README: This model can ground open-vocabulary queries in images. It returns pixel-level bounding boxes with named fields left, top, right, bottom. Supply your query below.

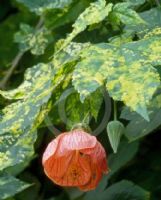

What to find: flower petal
left=42, top=138, right=59, bottom=164
left=52, top=151, right=91, bottom=187
left=78, top=162, right=102, bottom=191
left=56, top=129, right=97, bottom=156
left=81, top=141, right=108, bottom=173
left=43, top=151, right=73, bottom=181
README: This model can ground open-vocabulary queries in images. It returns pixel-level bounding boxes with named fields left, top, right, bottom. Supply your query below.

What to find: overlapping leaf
left=72, top=35, right=161, bottom=120
left=15, top=0, right=73, bottom=15
left=14, top=24, right=51, bottom=55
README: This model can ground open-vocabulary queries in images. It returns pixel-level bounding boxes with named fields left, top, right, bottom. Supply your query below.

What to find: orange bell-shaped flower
left=42, top=129, right=108, bottom=191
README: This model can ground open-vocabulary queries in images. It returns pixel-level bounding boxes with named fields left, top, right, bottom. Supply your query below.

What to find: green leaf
left=101, top=180, right=150, bottom=200
left=124, top=0, right=146, bottom=6
left=140, top=7, right=161, bottom=28
left=57, top=91, right=90, bottom=128
left=60, top=0, right=113, bottom=50
left=125, top=7, right=161, bottom=38
left=121, top=94, right=161, bottom=141
left=72, top=36, right=161, bottom=120
left=14, top=172, right=41, bottom=200
left=56, top=88, right=103, bottom=129
left=14, top=24, right=51, bottom=55
left=107, top=120, right=125, bottom=153
left=15, top=0, right=73, bottom=15
left=108, top=139, right=139, bottom=173
left=109, top=2, right=145, bottom=26
left=0, top=172, right=30, bottom=200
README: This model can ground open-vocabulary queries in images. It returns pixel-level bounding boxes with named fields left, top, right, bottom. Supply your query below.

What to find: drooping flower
left=42, top=129, right=108, bottom=191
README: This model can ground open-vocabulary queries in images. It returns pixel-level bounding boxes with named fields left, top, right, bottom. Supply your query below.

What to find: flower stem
left=114, top=101, right=117, bottom=121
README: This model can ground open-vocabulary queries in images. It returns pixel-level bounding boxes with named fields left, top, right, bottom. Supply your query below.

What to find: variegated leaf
left=60, top=0, right=113, bottom=50
left=14, top=24, right=51, bottom=55
left=72, top=43, right=117, bottom=102
left=0, top=63, right=52, bottom=100
left=72, top=35, right=161, bottom=120
left=0, top=129, right=37, bottom=171
left=0, top=63, right=55, bottom=169
left=0, top=63, right=54, bottom=135
left=53, top=42, right=90, bottom=69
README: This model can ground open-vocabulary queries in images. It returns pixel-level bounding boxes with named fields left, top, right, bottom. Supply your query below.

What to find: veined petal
left=42, top=137, right=59, bottom=164
left=81, top=141, right=108, bottom=173
left=51, top=151, right=91, bottom=187
left=43, top=151, right=73, bottom=181
left=56, top=129, right=97, bottom=156
left=78, top=162, right=102, bottom=191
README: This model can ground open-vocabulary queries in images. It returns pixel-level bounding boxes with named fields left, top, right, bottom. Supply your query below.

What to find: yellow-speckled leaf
left=0, top=63, right=54, bottom=136
left=14, top=24, right=51, bottom=55
left=59, top=0, right=113, bottom=51
left=0, top=63, right=56, bottom=170
left=72, top=35, right=161, bottom=120
left=106, top=63, right=159, bottom=121
left=0, top=129, right=37, bottom=170
left=0, top=63, right=52, bottom=100
left=72, top=43, right=117, bottom=102
left=53, top=42, right=90, bottom=69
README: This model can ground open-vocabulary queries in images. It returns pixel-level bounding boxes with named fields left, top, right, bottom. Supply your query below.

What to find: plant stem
left=0, top=52, right=24, bottom=89
left=114, top=101, right=117, bottom=121
left=0, top=16, right=44, bottom=89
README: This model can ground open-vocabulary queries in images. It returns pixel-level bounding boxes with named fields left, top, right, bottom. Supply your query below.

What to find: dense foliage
left=0, top=0, right=161, bottom=199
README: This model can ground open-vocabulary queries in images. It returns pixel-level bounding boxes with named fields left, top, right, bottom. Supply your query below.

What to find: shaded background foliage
left=0, top=0, right=161, bottom=199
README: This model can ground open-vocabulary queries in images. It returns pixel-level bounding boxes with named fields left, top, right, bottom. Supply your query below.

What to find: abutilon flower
left=42, top=129, right=108, bottom=191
